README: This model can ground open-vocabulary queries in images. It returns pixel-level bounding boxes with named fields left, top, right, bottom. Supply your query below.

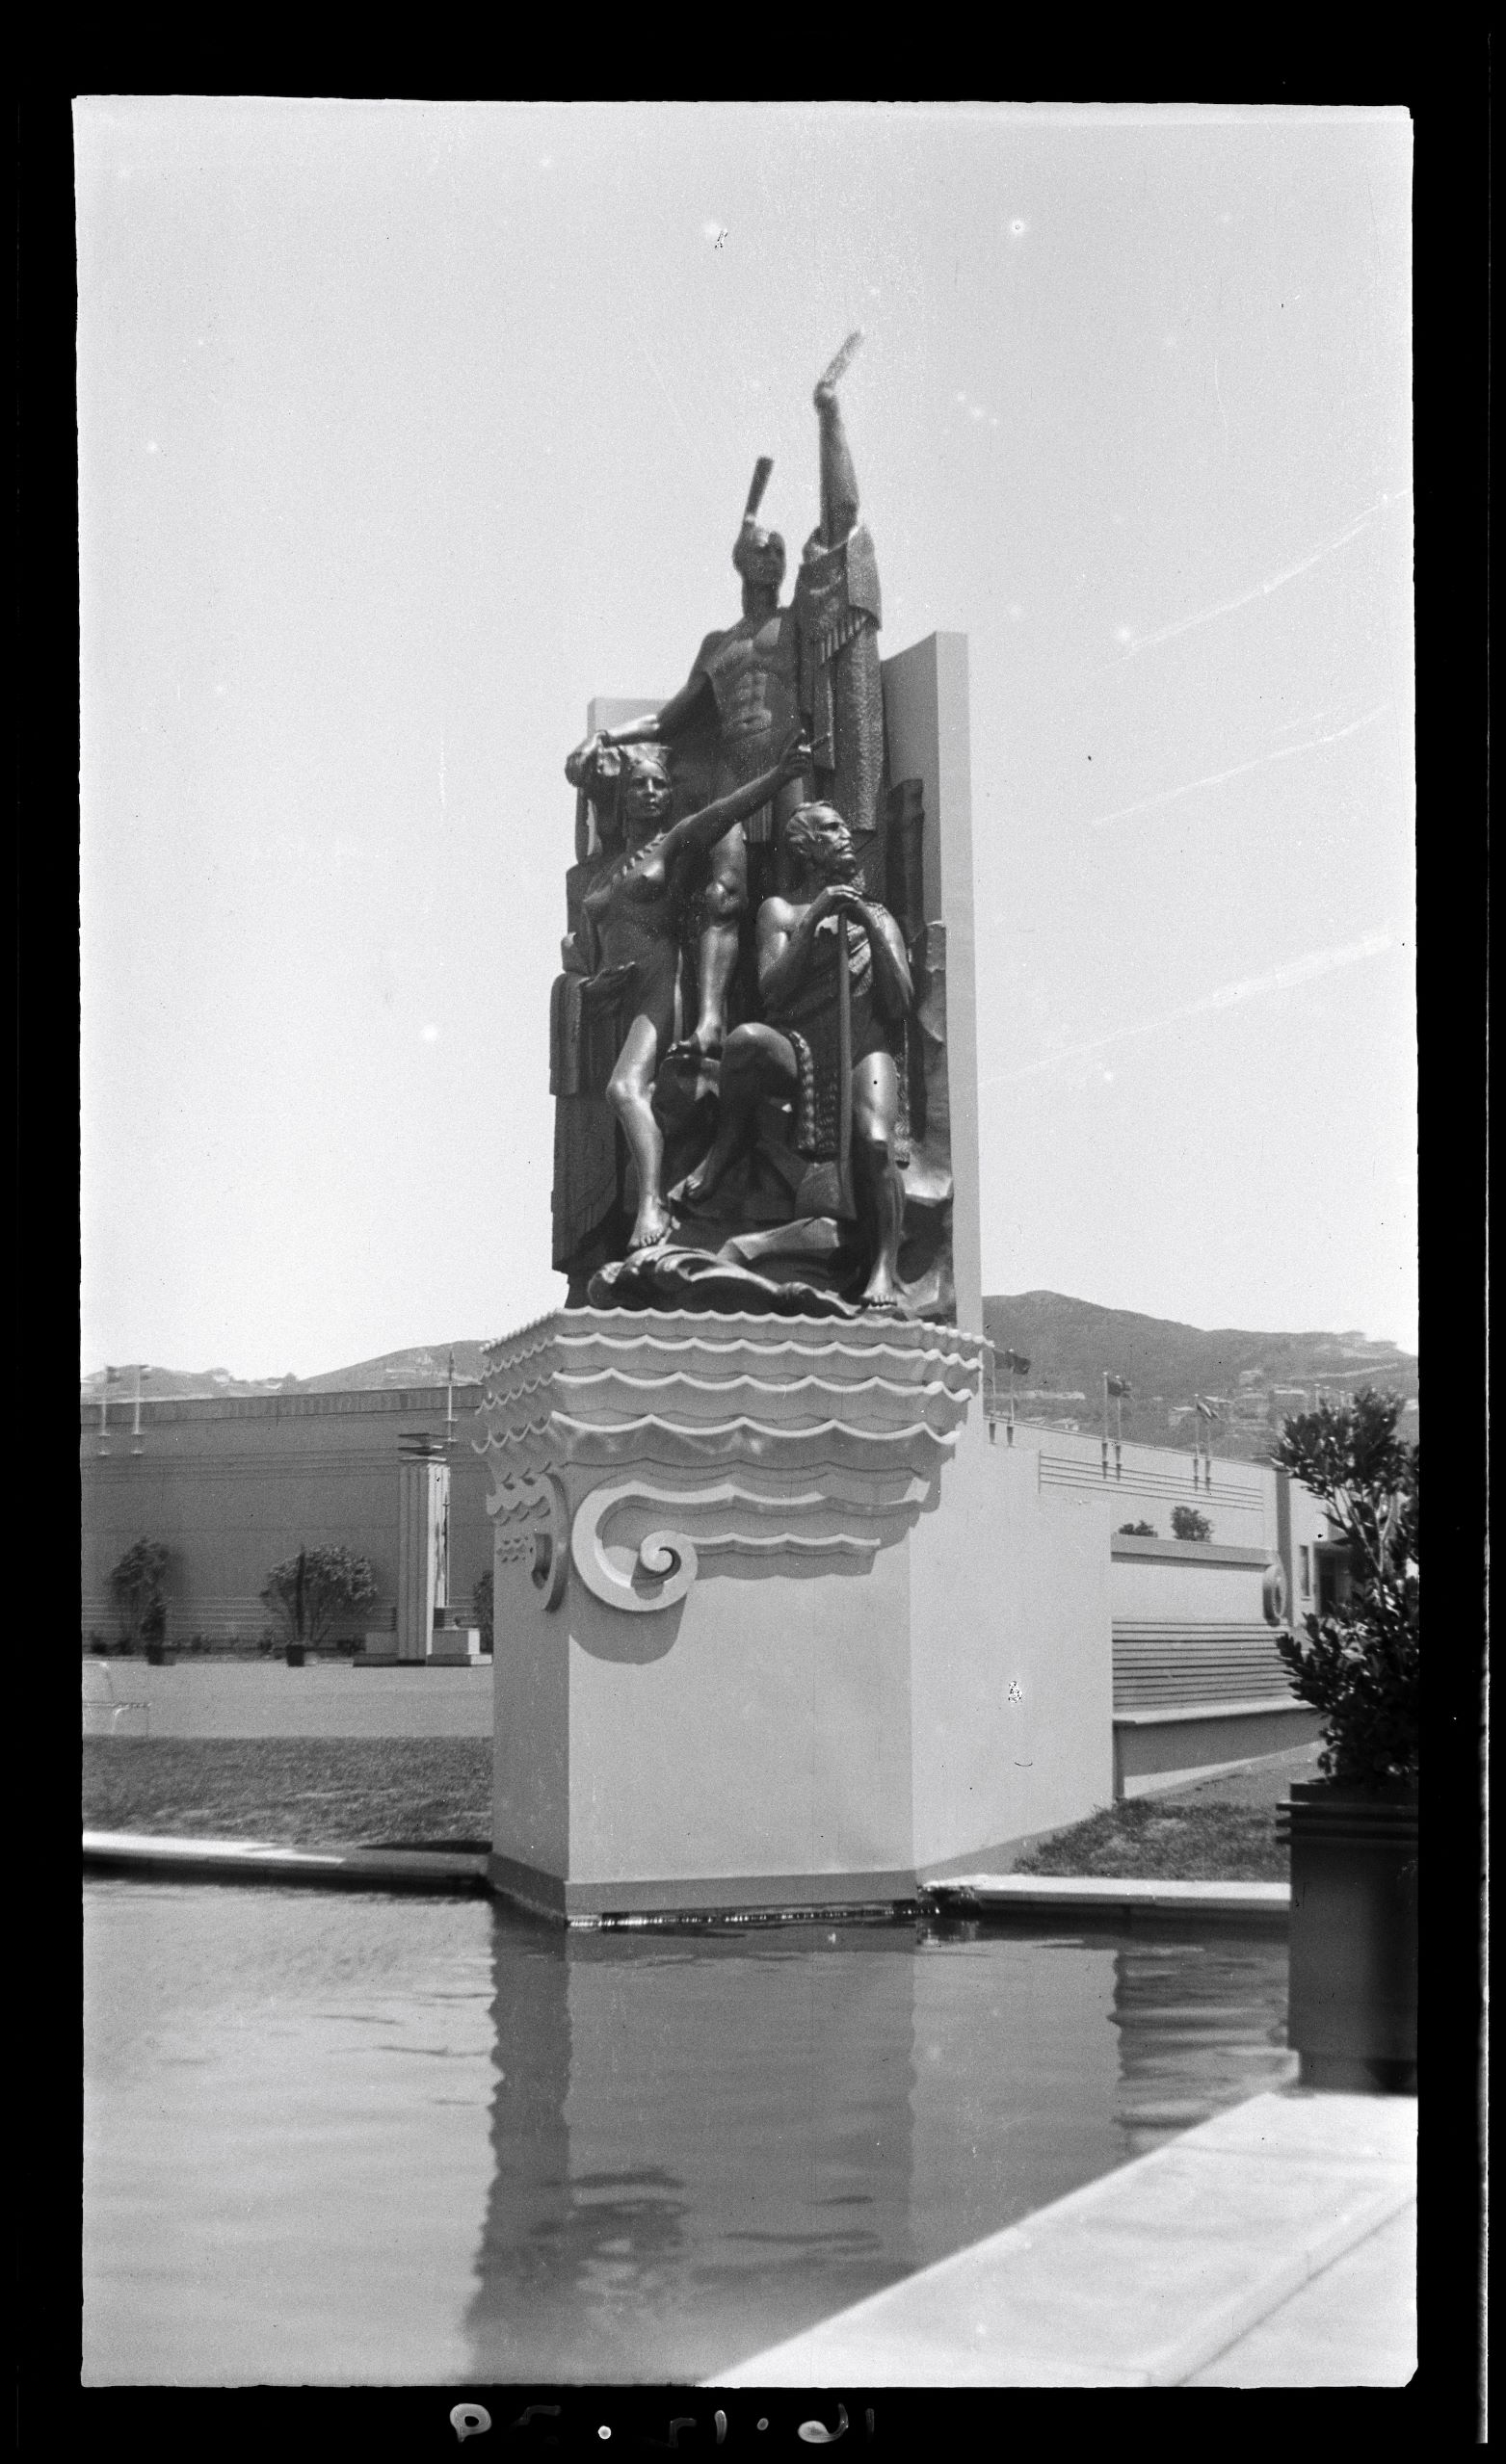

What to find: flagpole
left=1101, top=1372, right=1110, bottom=1481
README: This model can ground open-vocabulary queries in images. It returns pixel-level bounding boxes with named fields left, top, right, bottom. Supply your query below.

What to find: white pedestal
left=479, top=1309, right=1113, bottom=1920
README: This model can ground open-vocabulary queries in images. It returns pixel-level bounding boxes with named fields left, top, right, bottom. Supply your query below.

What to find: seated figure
left=671, top=801, right=912, bottom=1310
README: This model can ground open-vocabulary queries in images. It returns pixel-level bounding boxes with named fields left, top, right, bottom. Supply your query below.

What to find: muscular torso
left=684, top=608, right=802, bottom=798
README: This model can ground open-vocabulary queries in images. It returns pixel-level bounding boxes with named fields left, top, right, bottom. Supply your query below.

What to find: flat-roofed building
left=81, top=1384, right=490, bottom=1647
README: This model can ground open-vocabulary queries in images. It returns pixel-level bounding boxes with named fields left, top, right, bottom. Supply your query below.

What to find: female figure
left=564, top=728, right=811, bottom=1255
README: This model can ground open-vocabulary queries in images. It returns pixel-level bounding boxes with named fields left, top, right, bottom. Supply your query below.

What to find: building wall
left=985, top=1418, right=1319, bottom=1800
left=81, top=1387, right=492, bottom=1643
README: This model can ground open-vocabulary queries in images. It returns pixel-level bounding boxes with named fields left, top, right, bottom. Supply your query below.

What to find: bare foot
left=859, top=1278, right=907, bottom=1316
left=669, top=1155, right=723, bottom=1212
left=627, top=1199, right=674, bottom=1253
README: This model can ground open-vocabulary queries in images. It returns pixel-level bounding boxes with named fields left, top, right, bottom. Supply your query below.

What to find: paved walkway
left=709, top=2087, right=1415, bottom=2388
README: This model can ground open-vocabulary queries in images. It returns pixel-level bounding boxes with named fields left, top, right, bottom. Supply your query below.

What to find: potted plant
left=108, top=1538, right=172, bottom=1662
left=261, top=1544, right=378, bottom=1668
left=1272, top=1389, right=1418, bottom=2090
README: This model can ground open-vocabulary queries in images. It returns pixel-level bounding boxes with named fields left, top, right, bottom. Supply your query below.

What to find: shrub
left=1171, top=1506, right=1213, bottom=1542
left=1119, top=1520, right=1158, bottom=1537
left=472, top=1569, right=494, bottom=1654
left=1272, top=1389, right=1418, bottom=1791
left=108, top=1539, right=171, bottom=1650
left=261, top=1546, right=378, bottom=1645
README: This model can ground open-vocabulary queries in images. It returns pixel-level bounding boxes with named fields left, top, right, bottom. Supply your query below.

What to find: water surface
left=84, top=1884, right=1293, bottom=2384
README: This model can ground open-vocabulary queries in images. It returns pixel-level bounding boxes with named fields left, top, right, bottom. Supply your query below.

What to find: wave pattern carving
left=479, top=1308, right=986, bottom=1613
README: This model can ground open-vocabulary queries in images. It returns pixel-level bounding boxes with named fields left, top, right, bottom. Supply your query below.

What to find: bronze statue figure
left=571, top=359, right=883, bottom=1060
left=560, top=731, right=810, bottom=1257
left=794, top=361, right=885, bottom=852
left=553, top=339, right=957, bottom=1321
left=669, top=801, right=912, bottom=1310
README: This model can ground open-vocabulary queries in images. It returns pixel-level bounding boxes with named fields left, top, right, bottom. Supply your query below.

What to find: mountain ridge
left=82, top=1296, right=1417, bottom=1458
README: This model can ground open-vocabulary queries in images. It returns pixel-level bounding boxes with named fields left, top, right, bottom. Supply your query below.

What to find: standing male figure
left=572, top=364, right=883, bottom=1061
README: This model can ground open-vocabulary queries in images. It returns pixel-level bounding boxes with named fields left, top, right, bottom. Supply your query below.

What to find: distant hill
left=80, top=1344, right=492, bottom=1404
left=294, top=1342, right=492, bottom=1393
left=79, top=1364, right=297, bottom=1402
left=83, top=1299, right=1417, bottom=1455
left=982, top=1292, right=1417, bottom=1461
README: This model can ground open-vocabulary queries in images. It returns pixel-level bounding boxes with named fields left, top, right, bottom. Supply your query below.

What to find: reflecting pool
left=84, top=1883, right=1294, bottom=2385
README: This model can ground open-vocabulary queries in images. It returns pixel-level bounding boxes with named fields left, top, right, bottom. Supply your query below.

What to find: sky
left=76, top=100, right=1415, bottom=1379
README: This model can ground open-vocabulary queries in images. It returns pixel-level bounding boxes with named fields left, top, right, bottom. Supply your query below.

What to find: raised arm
left=815, top=382, right=860, bottom=547
left=659, top=731, right=811, bottom=873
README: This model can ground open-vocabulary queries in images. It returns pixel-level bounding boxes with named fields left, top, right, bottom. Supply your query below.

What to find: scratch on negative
left=1101, top=494, right=1409, bottom=668
left=1088, top=707, right=1386, bottom=829
left=978, top=926, right=1394, bottom=1092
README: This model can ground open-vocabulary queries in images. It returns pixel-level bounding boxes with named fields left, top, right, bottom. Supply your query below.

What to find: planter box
left=284, top=1644, right=306, bottom=1668
left=1278, top=1780, right=1417, bottom=2091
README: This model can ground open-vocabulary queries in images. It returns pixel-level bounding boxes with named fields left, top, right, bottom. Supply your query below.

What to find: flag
left=1001, top=1351, right=1031, bottom=1376
left=1194, top=1396, right=1223, bottom=1422
left=1106, top=1375, right=1132, bottom=1399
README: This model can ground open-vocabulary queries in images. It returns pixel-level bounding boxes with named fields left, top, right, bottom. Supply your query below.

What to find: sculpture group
left=550, top=341, right=956, bottom=1322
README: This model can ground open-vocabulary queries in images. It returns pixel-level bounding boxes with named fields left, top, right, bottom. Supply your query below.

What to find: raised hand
left=779, top=727, right=814, bottom=781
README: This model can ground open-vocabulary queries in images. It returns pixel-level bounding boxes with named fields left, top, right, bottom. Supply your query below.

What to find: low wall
left=79, top=1661, right=494, bottom=1741
left=1114, top=1702, right=1322, bottom=1797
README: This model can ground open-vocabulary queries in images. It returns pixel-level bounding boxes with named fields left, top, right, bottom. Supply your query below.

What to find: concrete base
left=487, top=1848, right=916, bottom=1925
left=480, top=1311, right=1114, bottom=1922
left=427, top=1627, right=486, bottom=1665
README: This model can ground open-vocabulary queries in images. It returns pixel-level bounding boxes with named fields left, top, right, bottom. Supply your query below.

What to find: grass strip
left=1016, top=1797, right=1285, bottom=1882
left=83, top=1737, right=491, bottom=1851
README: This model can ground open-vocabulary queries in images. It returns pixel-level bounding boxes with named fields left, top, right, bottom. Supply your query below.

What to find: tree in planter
left=1272, top=1388, right=1418, bottom=1789
left=1170, top=1506, right=1212, bottom=1542
left=472, top=1569, right=494, bottom=1655
left=260, top=1546, right=378, bottom=1649
left=1273, top=1387, right=1418, bottom=2088
left=108, top=1539, right=171, bottom=1653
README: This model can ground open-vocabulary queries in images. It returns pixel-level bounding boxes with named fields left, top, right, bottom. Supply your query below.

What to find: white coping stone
left=932, top=1874, right=1290, bottom=1910
left=707, top=2089, right=1415, bottom=2388
left=82, top=1830, right=487, bottom=1881
left=1185, top=2203, right=1416, bottom=2385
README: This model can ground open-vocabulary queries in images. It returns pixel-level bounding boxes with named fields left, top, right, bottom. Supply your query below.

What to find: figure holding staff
left=669, top=799, right=912, bottom=1309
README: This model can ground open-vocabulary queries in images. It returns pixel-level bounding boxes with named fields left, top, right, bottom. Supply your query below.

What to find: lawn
left=82, top=1738, right=492, bottom=1851
left=1014, top=1796, right=1286, bottom=1882
left=85, top=1741, right=1291, bottom=1879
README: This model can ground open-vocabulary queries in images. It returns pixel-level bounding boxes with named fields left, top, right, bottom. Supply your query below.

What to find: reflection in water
left=465, top=1919, right=920, bottom=2385
left=1109, top=1936, right=1296, bottom=2158
left=84, top=1884, right=1296, bottom=2388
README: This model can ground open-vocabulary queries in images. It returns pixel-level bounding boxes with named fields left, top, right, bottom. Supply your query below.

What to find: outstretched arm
left=600, top=672, right=713, bottom=748
left=659, top=731, right=811, bottom=872
left=815, top=381, right=860, bottom=547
